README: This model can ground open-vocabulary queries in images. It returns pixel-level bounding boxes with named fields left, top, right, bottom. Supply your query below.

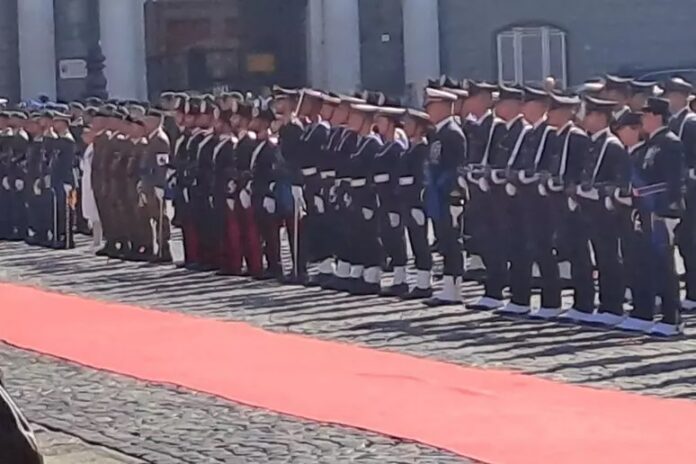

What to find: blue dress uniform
left=624, top=98, right=685, bottom=336
left=346, top=108, right=385, bottom=296
left=50, top=116, right=77, bottom=249
left=423, top=88, right=468, bottom=307
left=537, top=95, right=591, bottom=320
left=24, top=118, right=45, bottom=245
left=664, top=77, right=696, bottom=310
left=372, top=107, right=409, bottom=297
left=8, top=119, right=30, bottom=241
left=399, top=109, right=433, bottom=299
left=323, top=125, right=361, bottom=291
left=497, top=87, right=555, bottom=316
left=564, top=96, right=632, bottom=323
left=466, top=85, right=516, bottom=310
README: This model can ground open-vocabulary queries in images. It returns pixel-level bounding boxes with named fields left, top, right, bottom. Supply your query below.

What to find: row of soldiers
left=0, top=73, right=694, bottom=338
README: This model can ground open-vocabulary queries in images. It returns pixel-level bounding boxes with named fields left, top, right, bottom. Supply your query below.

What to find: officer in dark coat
left=663, top=77, right=696, bottom=311
left=622, top=97, right=685, bottom=337
left=49, top=112, right=77, bottom=249
left=422, top=87, right=468, bottom=306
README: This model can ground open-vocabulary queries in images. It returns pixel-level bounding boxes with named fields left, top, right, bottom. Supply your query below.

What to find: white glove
left=182, top=187, right=190, bottom=203
left=576, top=185, right=599, bottom=200
left=154, top=187, right=165, bottom=200
left=33, top=180, right=41, bottom=196
left=239, top=189, right=251, bottom=209
left=156, top=153, right=169, bottom=166
left=614, top=188, right=632, bottom=207
left=361, top=207, right=374, bottom=220
left=654, top=216, right=680, bottom=245
left=138, top=193, right=148, bottom=207
left=410, top=208, right=426, bottom=226
left=604, top=196, right=615, bottom=211
left=568, top=197, right=578, bottom=212
left=449, top=205, right=464, bottom=228
left=226, top=199, right=235, bottom=211
left=63, top=184, right=72, bottom=194
left=2, top=177, right=9, bottom=190
left=388, top=212, right=400, bottom=228
left=314, top=195, right=325, bottom=214
left=505, top=183, right=517, bottom=197
left=263, top=196, right=276, bottom=214
left=14, top=179, right=24, bottom=191
left=457, top=176, right=467, bottom=189
left=44, top=175, right=51, bottom=189
left=537, top=183, right=547, bottom=197
left=477, top=177, right=490, bottom=193
left=227, top=180, right=236, bottom=194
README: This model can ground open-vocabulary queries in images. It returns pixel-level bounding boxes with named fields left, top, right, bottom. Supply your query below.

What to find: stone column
left=402, top=0, right=440, bottom=104
left=307, top=0, right=361, bottom=93
left=17, top=0, right=56, bottom=100
left=99, top=0, right=147, bottom=100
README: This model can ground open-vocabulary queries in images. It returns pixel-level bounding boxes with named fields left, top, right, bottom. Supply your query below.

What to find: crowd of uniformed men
left=1, top=73, right=696, bottom=337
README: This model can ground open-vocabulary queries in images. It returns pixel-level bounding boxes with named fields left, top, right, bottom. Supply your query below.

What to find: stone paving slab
left=36, top=427, right=144, bottom=464
left=2, top=234, right=696, bottom=462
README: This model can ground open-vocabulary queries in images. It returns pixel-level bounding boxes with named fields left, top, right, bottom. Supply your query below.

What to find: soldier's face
left=184, top=115, right=196, bottom=127
left=375, top=115, right=392, bottom=136
left=425, top=101, right=452, bottom=124
left=319, top=104, right=335, bottom=121
left=547, top=107, right=574, bottom=127
left=641, top=112, right=661, bottom=134
left=347, top=111, right=365, bottom=132
left=273, top=98, right=290, bottom=116
left=331, top=104, right=350, bottom=125
left=583, top=111, right=608, bottom=134
left=522, top=101, right=548, bottom=124
left=629, top=94, right=647, bottom=112
left=494, top=100, right=521, bottom=121
left=665, top=92, right=688, bottom=113
left=617, top=125, right=641, bottom=147
left=403, top=117, right=418, bottom=138
left=604, top=89, right=628, bottom=104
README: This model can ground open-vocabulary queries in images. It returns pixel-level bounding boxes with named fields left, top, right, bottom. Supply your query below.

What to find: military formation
left=1, top=73, right=696, bottom=338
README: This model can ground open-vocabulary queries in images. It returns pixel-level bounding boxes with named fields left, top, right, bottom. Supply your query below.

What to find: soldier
left=69, top=101, right=90, bottom=235
left=212, top=108, right=240, bottom=275
left=468, top=85, right=524, bottom=310
left=251, top=99, right=285, bottom=280
left=497, top=87, right=555, bottom=316
left=399, top=108, right=434, bottom=299
left=422, top=87, right=468, bottom=307
left=562, top=96, right=631, bottom=324
left=23, top=113, right=45, bottom=246
left=322, top=98, right=365, bottom=291
left=141, top=108, right=173, bottom=263
left=7, top=112, right=30, bottom=241
left=78, top=125, right=102, bottom=250
left=124, top=116, right=154, bottom=261
left=534, top=92, right=591, bottom=319
left=192, top=100, right=219, bottom=271
left=49, top=112, right=77, bottom=249
left=339, top=99, right=383, bottom=295
left=372, top=102, right=409, bottom=296
left=663, top=77, right=696, bottom=311
left=623, top=97, right=685, bottom=336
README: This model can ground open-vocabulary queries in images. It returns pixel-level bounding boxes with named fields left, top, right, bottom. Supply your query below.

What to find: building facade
left=2, top=0, right=694, bottom=103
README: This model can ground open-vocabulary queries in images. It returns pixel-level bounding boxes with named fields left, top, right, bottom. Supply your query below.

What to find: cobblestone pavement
left=2, top=235, right=696, bottom=462
left=36, top=426, right=144, bottom=464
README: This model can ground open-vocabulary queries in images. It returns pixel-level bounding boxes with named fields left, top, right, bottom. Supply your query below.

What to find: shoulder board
left=247, top=131, right=257, bottom=140
left=116, top=134, right=128, bottom=140
left=18, top=130, right=29, bottom=141
left=268, top=136, right=279, bottom=145
left=61, top=132, right=75, bottom=142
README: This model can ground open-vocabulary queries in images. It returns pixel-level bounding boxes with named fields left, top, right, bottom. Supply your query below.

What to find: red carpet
left=1, top=283, right=696, bottom=463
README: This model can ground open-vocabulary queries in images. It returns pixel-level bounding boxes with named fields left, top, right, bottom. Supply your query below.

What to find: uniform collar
left=628, top=141, right=645, bottom=155
left=505, top=114, right=524, bottom=130
left=591, top=126, right=612, bottom=142
left=531, top=115, right=547, bottom=130
left=556, top=120, right=574, bottom=134
left=434, top=115, right=454, bottom=132
left=148, top=126, right=163, bottom=140
left=672, top=106, right=690, bottom=121
left=649, top=126, right=669, bottom=140
left=469, top=109, right=492, bottom=126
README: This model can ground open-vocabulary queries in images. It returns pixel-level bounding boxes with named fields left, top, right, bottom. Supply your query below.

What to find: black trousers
left=0, top=186, right=10, bottom=238
left=630, top=212, right=681, bottom=324
left=404, top=202, right=432, bottom=271
left=378, top=188, right=407, bottom=267
left=434, top=196, right=464, bottom=278
left=351, top=186, right=382, bottom=268
left=676, top=187, right=696, bottom=300
left=584, top=202, right=625, bottom=314
left=529, top=194, right=562, bottom=308
left=304, top=179, right=331, bottom=265
left=507, top=192, right=534, bottom=306
left=474, top=188, right=508, bottom=300
left=558, top=201, right=595, bottom=312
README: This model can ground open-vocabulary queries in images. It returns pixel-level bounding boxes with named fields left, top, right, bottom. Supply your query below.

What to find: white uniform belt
left=548, top=182, right=564, bottom=193
left=350, top=178, right=367, bottom=187
left=320, top=170, right=336, bottom=179
left=490, top=170, right=507, bottom=185
left=518, top=173, right=538, bottom=185
left=302, top=167, right=318, bottom=176
left=399, top=176, right=415, bottom=186
left=373, top=173, right=390, bottom=184
left=690, top=168, right=696, bottom=181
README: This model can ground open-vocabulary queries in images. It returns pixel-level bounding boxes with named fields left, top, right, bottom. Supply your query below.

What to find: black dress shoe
left=349, top=280, right=381, bottom=296
left=306, top=273, right=330, bottom=287
left=424, top=296, right=461, bottom=307
left=283, top=273, right=309, bottom=286
left=380, top=283, right=409, bottom=297
left=216, top=269, right=243, bottom=276
left=254, top=269, right=280, bottom=281
left=321, top=276, right=345, bottom=291
left=401, top=287, right=434, bottom=300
